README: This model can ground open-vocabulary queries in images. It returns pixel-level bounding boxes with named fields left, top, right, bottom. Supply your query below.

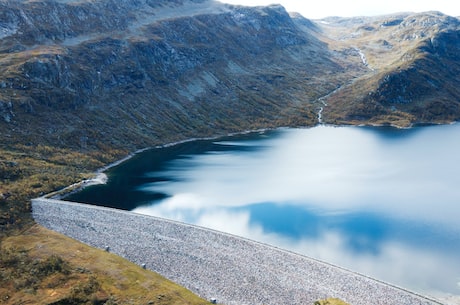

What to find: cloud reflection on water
left=137, top=125, right=460, bottom=225
left=134, top=203, right=460, bottom=298
left=133, top=124, right=460, bottom=298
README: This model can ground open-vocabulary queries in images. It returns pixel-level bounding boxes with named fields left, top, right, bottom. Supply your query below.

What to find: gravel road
left=32, top=198, right=442, bottom=305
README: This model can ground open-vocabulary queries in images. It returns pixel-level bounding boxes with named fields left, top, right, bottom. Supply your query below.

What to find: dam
left=32, top=198, right=441, bottom=305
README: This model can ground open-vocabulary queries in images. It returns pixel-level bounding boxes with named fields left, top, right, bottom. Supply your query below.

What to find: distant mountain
left=1, top=1, right=459, bottom=153
left=315, top=11, right=460, bottom=126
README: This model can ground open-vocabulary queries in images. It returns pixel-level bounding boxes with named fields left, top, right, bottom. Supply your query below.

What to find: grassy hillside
left=0, top=2, right=347, bottom=155
left=1, top=225, right=209, bottom=304
left=0, top=142, right=126, bottom=233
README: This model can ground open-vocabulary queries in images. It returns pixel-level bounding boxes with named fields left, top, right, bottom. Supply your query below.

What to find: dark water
left=68, top=124, right=460, bottom=299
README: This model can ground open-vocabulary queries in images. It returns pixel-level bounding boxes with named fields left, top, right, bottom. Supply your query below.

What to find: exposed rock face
left=0, top=1, right=459, bottom=150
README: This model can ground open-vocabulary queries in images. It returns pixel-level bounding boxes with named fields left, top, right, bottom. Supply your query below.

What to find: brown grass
left=314, top=298, right=350, bottom=305
left=1, top=225, right=209, bottom=305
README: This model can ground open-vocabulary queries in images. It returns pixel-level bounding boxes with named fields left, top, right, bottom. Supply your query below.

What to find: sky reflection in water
left=78, top=124, right=460, bottom=298
left=131, top=125, right=460, bottom=298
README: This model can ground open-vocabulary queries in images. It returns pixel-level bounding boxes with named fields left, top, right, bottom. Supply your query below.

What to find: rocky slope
left=316, top=11, right=460, bottom=126
left=0, top=0, right=356, bottom=153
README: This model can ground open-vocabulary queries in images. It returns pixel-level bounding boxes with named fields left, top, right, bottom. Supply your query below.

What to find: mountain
left=316, top=11, right=460, bottom=126
left=1, top=1, right=458, bottom=153
left=0, top=0, right=356, bottom=153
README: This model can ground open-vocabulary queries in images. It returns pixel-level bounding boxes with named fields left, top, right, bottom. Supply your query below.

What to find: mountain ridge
left=2, top=2, right=458, bottom=147
left=310, top=11, right=460, bottom=126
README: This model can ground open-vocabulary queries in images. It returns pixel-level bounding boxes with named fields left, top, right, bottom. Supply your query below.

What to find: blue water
left=68, top=124, right=460, bottom=299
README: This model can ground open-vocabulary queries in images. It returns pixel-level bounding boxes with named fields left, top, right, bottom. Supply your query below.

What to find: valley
left=1, top=0, right=459, bottom=304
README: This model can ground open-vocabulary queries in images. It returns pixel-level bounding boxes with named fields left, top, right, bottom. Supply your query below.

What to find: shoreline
left=47, top=127, right=275, bottom=199
left=49, top=121, right=459, bottom=199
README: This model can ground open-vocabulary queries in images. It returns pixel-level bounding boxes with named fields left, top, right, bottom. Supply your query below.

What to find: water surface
left=68, top=124, right=460, bottom=300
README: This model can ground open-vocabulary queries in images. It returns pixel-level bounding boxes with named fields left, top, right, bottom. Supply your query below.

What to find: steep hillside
left=0, top=3, right=458, bottom=160
left=318, top=12, right=460, bottom=126
left=0, top=0, right=353, bottom=153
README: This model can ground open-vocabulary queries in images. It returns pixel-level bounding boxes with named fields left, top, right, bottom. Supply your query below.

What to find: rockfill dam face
left=32, top=198, right=441, bottom=305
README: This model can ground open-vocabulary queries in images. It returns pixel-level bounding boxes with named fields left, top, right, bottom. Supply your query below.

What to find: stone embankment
left=32, top=198, right=442, bottom=305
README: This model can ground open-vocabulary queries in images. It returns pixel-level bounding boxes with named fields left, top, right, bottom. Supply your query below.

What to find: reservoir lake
left=67, top=124, right=460, bottom=300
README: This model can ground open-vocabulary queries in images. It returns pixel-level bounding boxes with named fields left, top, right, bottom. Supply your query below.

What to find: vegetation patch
left=314, top=298, right=350, bottom=305
left=0, top=143, right=127, bottom=236
left=1, top=225, right=209, bottom=305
